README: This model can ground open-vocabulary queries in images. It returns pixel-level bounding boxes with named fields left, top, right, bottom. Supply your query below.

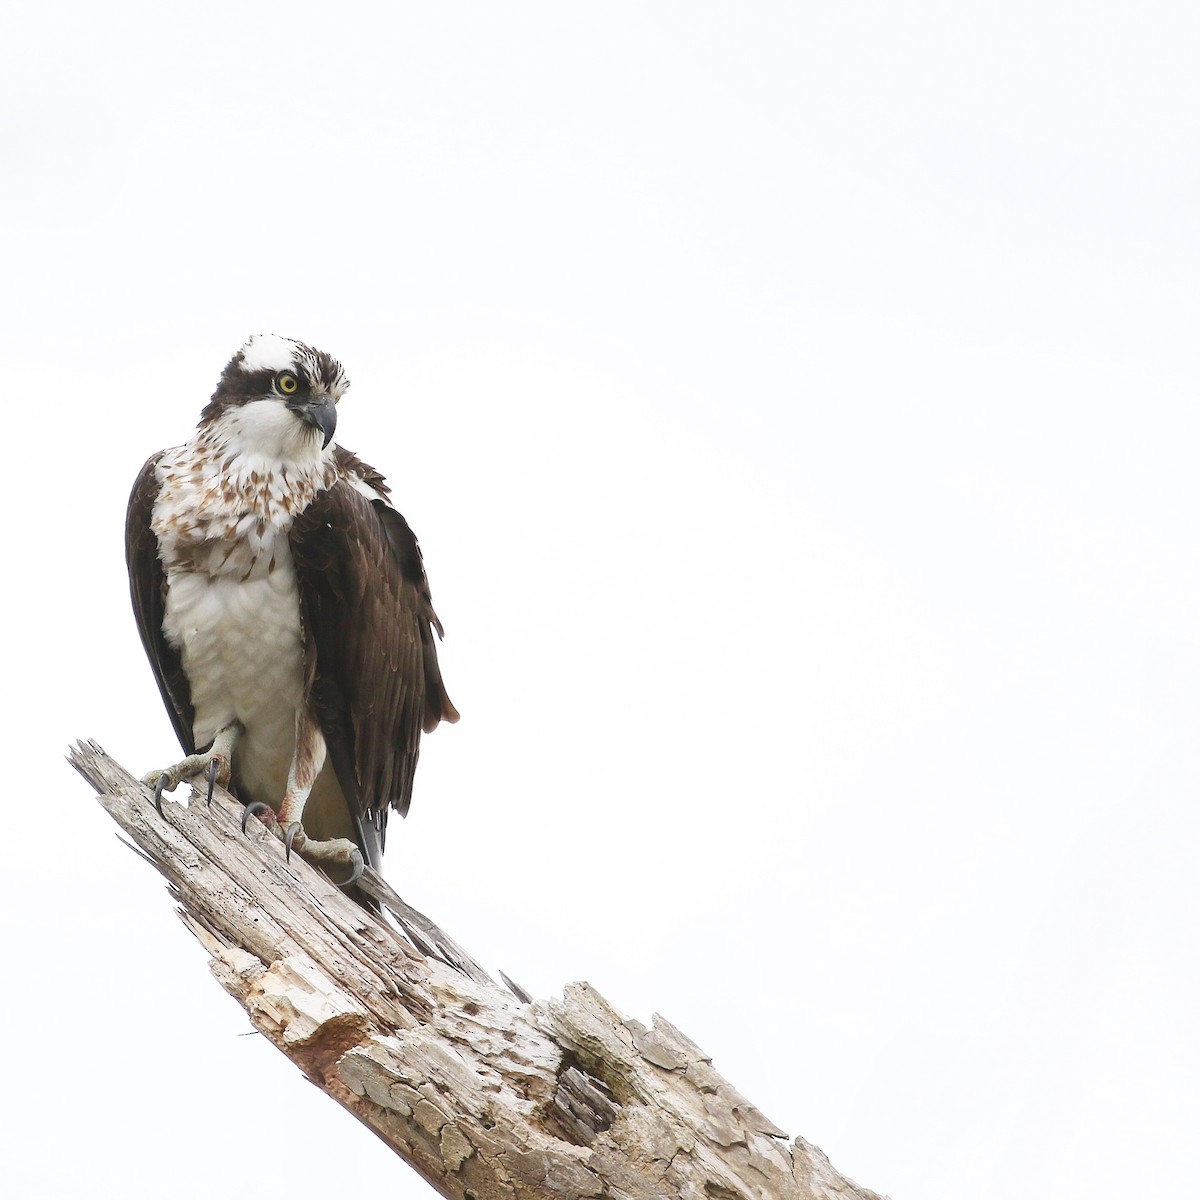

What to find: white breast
left=151, top=426, right=333, bottom=807
left=162, top=554, right=304, bottom=804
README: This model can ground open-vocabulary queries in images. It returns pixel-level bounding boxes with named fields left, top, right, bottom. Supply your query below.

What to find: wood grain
left=69, top=739, right=886, bottom=1200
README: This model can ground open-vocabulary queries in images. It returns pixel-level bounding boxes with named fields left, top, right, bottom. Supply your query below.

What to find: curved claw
left=153, top=773, right=170, bottom=818
left=205, top=758, right=220, bottom=806
left=284, top=822, right=303, bottom=863
left=241, top=801, right=273, bottom=835
left=338, top=848, right=366, bottom=890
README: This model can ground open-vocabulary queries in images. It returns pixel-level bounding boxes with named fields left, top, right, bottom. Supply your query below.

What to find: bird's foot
left=142, top=723, right=241, bottom=816
left=281, top=825, right=366, bottom=889
left=238, top=805, right=362, bottom=888
left=142, top=757, right=225, bottom=814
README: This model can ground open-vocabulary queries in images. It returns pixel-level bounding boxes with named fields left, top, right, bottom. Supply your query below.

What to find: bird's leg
left=143, top=720, right=243, bottom=816
left=273, top=707, right=364, bottom=888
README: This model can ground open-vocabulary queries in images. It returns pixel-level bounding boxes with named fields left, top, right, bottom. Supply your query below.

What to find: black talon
left=153, top=773, right=170, bottom=818
left=206, top=758, right=219, bottom=806
left=241, top=801, right=272, bottom=835
left=283, top=822, right=303, bottom=863
left=339, top=850, right=366, bottom=889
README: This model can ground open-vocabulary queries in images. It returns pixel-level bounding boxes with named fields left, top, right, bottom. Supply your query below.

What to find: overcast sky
left=4, top=3, right=1198, bottom=1198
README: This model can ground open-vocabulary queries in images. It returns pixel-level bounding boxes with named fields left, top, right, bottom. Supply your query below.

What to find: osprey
left=126, top=335, right=458, bottom=895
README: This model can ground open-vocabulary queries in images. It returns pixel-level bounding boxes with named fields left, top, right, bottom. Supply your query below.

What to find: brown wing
left=126, top=453, right=196, bottom=755
left=290, top=474, right=457, bottom=845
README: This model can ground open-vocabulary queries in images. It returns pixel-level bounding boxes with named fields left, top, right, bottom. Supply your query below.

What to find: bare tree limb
left=69, top=739, right=887, bottom=1200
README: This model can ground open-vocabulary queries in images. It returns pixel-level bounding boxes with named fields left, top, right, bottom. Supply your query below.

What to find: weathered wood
left=69, top=739, right=887, bottom=1200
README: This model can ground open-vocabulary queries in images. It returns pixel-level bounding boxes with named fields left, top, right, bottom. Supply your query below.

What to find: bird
left=126, top=334, right=458, bottom=901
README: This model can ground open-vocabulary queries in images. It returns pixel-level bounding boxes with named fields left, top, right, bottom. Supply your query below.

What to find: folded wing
left=290, top=470, right=458, bottom=850
left=126, top=453, right=196, bottom=756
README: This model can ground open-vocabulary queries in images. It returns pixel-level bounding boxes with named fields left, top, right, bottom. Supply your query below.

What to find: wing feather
left=126, top=453, right=196, bottom=754
left=290, top=470, right=457, bottom=843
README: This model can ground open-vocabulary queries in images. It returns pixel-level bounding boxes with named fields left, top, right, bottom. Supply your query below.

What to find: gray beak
left=297, top=395, right=337, bottom=448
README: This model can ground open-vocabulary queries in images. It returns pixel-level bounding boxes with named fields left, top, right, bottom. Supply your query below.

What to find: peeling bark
left=69, top=740, right=887, bottom=1200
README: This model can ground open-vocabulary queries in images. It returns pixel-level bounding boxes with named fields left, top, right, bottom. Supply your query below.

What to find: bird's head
left=198, top=335, right=349, bottom=460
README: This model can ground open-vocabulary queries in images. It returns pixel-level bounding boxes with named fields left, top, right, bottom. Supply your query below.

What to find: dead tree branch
left=69, top=739, right=886, bottom=1200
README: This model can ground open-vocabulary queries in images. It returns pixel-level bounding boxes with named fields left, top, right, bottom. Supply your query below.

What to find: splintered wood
left=69, top=740, right=886, bottom=1200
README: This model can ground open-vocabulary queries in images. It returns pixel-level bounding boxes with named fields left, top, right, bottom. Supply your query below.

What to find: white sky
left=4, top=3, right=1198, bottom=1198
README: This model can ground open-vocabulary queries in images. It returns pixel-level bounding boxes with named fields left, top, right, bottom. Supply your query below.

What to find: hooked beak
left=295, top=394, right=337, bottom=448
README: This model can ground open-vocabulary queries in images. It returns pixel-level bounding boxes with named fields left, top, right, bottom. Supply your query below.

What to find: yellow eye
left=276, top=371, right=299, bottom=395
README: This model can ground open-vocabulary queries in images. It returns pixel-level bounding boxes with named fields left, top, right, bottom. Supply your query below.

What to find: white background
left=4, top=4, right=1197, bottom=1198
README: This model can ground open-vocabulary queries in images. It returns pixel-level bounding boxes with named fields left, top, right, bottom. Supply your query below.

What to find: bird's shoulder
left=329, top=444, right=391, bottom=499
left=295, top=446, right=431, bottom=592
